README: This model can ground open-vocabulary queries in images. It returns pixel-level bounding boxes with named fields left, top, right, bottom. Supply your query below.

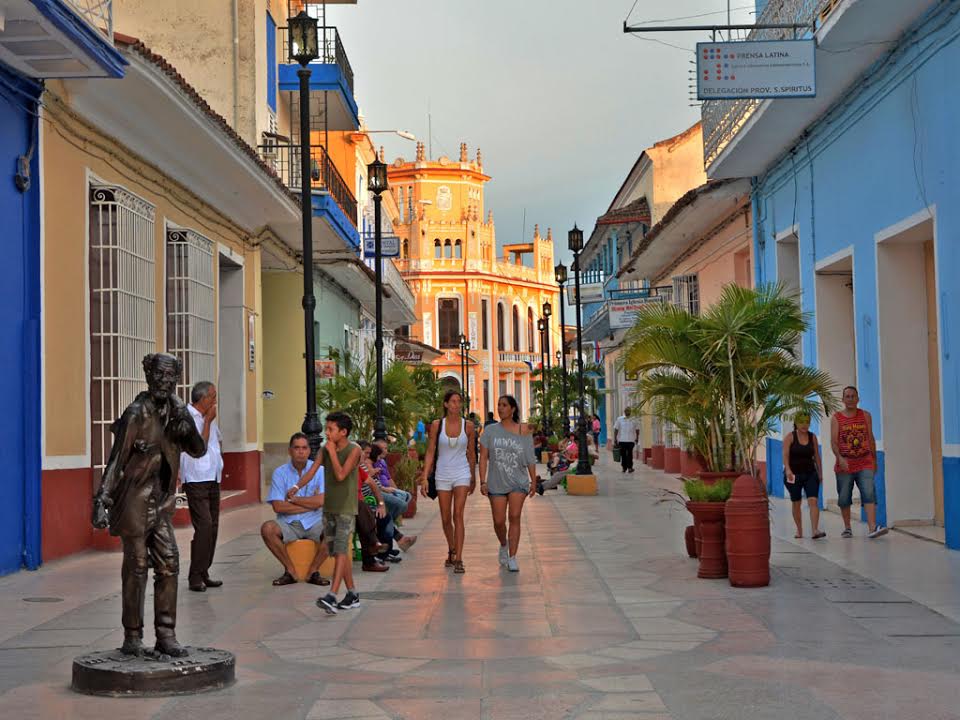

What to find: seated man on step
left=260, top=432, right=330, bottom=587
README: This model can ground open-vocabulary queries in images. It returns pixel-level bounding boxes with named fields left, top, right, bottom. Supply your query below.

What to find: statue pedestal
left=72, top=646, right=235, bottom=697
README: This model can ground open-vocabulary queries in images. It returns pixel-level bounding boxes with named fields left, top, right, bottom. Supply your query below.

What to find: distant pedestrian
left=479, top=395, right=538, bottom=572
left=419, top=390, right=476, bottom=574
left=831, top=386, right=887, bottom=538
left=782, top=413, right=825, bottom=539
left=414, top=418, right=426, bottom=442
left=613, top=407, right=639, bottom=473
left=181, top=381, right=224, bottom=592
left=484, top=411, right=497, bottom=427
left=591, top=414, right=601, bottom=451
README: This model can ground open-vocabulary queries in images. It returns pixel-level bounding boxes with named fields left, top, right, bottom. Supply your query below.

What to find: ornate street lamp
left=542, top=301, right=552, bottom=432
left=368, top=154, right=389, bottom=441
left=555, top=262, right=570, bottom=433
left=458, top=333, right=470, bottom=412
left=568, top=224, right=591, bottom=475
left=537, top=318, right=548, bottom=435
left=289, top=11, right=322, bottom=456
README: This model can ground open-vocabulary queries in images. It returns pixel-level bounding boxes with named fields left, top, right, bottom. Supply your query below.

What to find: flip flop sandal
left=812, top=531, right=827, bottom=539
left=307, top=572, right=331, bottom=586
left=272, top=571, right=297, bottom=586
left=445, top=549, right=455, bottom=568
left=453, top=560, right=465, bottom=574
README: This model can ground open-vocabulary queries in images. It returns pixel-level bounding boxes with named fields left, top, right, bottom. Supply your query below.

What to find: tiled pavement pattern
left=2, top=458, right=960, bottom=719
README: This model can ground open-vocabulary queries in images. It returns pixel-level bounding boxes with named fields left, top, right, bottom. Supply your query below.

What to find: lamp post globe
left=568, top=224, right=591, bottom=476
left=367, top=156, right=389, bottom=441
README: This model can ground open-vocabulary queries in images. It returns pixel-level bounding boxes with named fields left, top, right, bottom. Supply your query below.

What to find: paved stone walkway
left=2, top=457, right=960, bottom=719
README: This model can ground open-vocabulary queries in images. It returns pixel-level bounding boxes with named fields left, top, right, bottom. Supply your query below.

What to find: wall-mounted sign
left=696, top=39, right=816, bottom=100
left=395, top=350, right=423, bottom=363
left=362, top=234, right=400, bottom=258
left=566, top=282, right=604, bottom=305
left=609, top=296, right=663, bottom=329
left=315, top=360, right=337, bottom=379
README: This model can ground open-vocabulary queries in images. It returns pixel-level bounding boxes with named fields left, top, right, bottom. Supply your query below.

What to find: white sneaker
left=507, top=557, right=519, bottom=572
left=498, top=546, right=509, bottom=566
left=868, top=525, right=889, bottom=539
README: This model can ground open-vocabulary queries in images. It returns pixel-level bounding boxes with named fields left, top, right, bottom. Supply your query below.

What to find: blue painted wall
left=751, top=3, right=957, bottom=545
left=266, top=12, right=277, bottom=113
left=0, top=65, right=42, bottom=575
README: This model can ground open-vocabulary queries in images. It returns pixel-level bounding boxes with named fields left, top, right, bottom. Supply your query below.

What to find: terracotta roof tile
left=597, top=196, right=651, bottom=226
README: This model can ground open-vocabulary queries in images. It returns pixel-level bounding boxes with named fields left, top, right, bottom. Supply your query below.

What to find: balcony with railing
left=65, top=0, right=114, bottom=40
left=259, top=142, right=357, bottom=227
left=498, top=351, right=540, bottom=367
left=281, top=25, right=354, bottom=95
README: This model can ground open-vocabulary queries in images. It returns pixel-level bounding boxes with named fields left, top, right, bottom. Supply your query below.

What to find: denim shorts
left=836, top=468, right=876, bottom=508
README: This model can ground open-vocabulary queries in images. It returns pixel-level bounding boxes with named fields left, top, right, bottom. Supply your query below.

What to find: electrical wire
left=628, top=34, right=695, bottom=53
left=627, top=4, right=755, bottom=26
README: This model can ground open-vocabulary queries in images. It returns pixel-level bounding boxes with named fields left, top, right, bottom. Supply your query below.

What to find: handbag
left=426, top=419, right=439, bottom=500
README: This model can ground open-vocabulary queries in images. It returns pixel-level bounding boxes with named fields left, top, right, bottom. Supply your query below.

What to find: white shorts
left=435, top=475, right=472, bottom=492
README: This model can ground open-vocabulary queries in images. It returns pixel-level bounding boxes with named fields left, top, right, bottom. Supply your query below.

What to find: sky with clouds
left=329, top=1, right=755, bottom=267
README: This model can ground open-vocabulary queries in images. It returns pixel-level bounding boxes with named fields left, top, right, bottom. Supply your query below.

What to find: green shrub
left=683, top=477, right=733, bottom=502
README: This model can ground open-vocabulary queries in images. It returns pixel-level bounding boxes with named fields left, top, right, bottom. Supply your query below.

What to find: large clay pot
left=680, top=451, right=705, bottom=477
left=385, top=452, right=404, bottom=475
left=686, top=501, right=727, bottom=578
left=725, top=473, right=770, bottom=588
left=663, top=447, right=682, bottom=474
left=684, top=525, right=697, bottom=558
left=402, top=491, right=418, bottom=519
left=697, top=471, right=740, bottom=486
left=650, top=445, right=666, bottom=469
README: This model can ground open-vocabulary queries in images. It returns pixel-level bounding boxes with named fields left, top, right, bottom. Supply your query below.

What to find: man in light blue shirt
left=260, top=433, right=329, bottom=587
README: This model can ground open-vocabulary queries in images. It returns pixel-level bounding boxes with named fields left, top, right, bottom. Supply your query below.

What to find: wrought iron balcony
left=64, top=0, right=114, bottom=40
left=702, top=0, right=839, bottom=168
left=282, top=26, right=354, bottom=94
left=259, top=142, right=358, bottom=227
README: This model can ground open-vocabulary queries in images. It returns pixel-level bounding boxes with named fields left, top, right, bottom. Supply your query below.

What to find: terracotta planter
left=684, top=525, right=697, bottom=558
left=680, top=451, right=705, bottom=477
left=663, top=447, right=682, bottom=473
left=385, top=452, right=404, bottom=475
left=402, top=491, right=418, bottom=519
left=725, top=473, right=770, bottom=588
left=407, top=447, right=419, bottom=461
left=686, top=501, right=727, bottom=578
left=697, top=471, right=740, bottom=486
left=650, top=444, right=666, bottom=469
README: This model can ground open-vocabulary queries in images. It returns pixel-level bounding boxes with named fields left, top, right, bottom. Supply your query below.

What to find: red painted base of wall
left=41, top=467, right=94, bottom=562
left=43, top=451, right=262, bottom=560
left=643, top=447, right=652, bottom=464
left=173, top=450, right=261, bottom=527
left=664, top=447, right=682, bottom=474
left=650, top=445, right=665, bottom=469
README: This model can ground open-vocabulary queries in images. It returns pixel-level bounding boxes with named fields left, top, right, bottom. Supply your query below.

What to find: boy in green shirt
left=315, top=411, right=362, bottom=613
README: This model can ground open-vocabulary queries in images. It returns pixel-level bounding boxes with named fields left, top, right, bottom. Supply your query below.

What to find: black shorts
left=786, top=471, right=820, bottom=502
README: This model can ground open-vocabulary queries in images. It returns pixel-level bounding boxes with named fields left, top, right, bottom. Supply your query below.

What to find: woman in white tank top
left=419, top=390, right=476, bottom=574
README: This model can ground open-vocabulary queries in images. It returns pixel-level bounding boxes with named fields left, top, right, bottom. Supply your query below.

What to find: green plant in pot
left=624, top=284, right=839, bottom=586
left=394, top=455, right=420, bottom=518
left=683, top=477, right=733, bottom=578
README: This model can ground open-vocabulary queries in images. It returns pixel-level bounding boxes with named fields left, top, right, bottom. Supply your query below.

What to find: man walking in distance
left=91, top=353, right=206, bottom=657
left=261, top=433, right=330, bottom=586
left=315, top=412, right=363, bottom=614
left=182, top=381, right=224, bottom=592
left=613, top=407, right=640, bottom=473
left=831, top=386, right=888, bottom=539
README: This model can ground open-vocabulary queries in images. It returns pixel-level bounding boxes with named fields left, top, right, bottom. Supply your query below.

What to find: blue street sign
left=363, top=234, right=400, bottom=258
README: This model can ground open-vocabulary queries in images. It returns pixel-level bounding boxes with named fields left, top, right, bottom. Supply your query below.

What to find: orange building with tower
left=390, top=142, right=560, bottom=421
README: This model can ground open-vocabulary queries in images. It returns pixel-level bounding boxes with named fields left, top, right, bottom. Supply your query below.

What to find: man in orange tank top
left=830, top=386, right=887, bottom=539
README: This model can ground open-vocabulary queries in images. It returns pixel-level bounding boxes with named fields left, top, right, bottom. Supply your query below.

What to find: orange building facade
left=390, top=143, right=560, bottom=421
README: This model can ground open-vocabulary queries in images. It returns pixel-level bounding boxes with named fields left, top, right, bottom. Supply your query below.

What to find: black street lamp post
left=290, top=11, right=322, bottom=456
left=543, top=301, right=552, bottom=433
left=554, top=262, right=570, bottom=434
left=459, top=333, right=470, bottom=412
left=537, top=318, right=548, bottom=435
left=368, top=155, right=389, bottom=442
left=568, top=225, right=592, bottom=475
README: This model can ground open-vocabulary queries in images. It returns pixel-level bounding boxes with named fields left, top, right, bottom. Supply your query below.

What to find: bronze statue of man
left=92, top=353, right=206, bottom=657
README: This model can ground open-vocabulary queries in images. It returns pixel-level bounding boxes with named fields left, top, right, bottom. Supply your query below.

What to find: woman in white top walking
left=419, top=390, right=476, bottom=574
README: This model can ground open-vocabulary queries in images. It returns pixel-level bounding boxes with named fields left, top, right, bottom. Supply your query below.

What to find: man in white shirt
left=613, top=407, right=640, bottom=474
left=181, top=381, right=224, bottom=592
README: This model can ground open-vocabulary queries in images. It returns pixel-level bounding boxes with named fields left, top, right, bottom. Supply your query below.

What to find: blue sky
left=330, top=1, right=754, bottom=267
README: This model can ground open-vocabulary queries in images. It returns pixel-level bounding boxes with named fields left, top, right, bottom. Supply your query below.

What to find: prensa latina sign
left=696, top=39, right=816, bottom=100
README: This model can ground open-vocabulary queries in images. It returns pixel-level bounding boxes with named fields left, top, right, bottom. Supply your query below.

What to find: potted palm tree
left=623, top=284, right=838, bottom=585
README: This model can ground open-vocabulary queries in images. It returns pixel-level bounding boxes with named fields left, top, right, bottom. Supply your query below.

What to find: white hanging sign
left=696, top=39, right=816, bottom=100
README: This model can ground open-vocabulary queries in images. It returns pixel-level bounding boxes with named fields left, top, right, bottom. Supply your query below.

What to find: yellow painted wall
left=648, top=124, right=707, bottom=223
left=261, top=271, right=307, bottom=444
left=41, top=88, right=262, bottom=459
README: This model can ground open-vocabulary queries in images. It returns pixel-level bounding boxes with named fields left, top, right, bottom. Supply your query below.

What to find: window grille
left=166, top=228, right=216, bottom=403
left=672, top=273, right=700, bottom=316
left=481, top=299, right=489, bottom=350
left=438, top=298, right=460, bottom=349
left=89, top=185, right=156, bottom=487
